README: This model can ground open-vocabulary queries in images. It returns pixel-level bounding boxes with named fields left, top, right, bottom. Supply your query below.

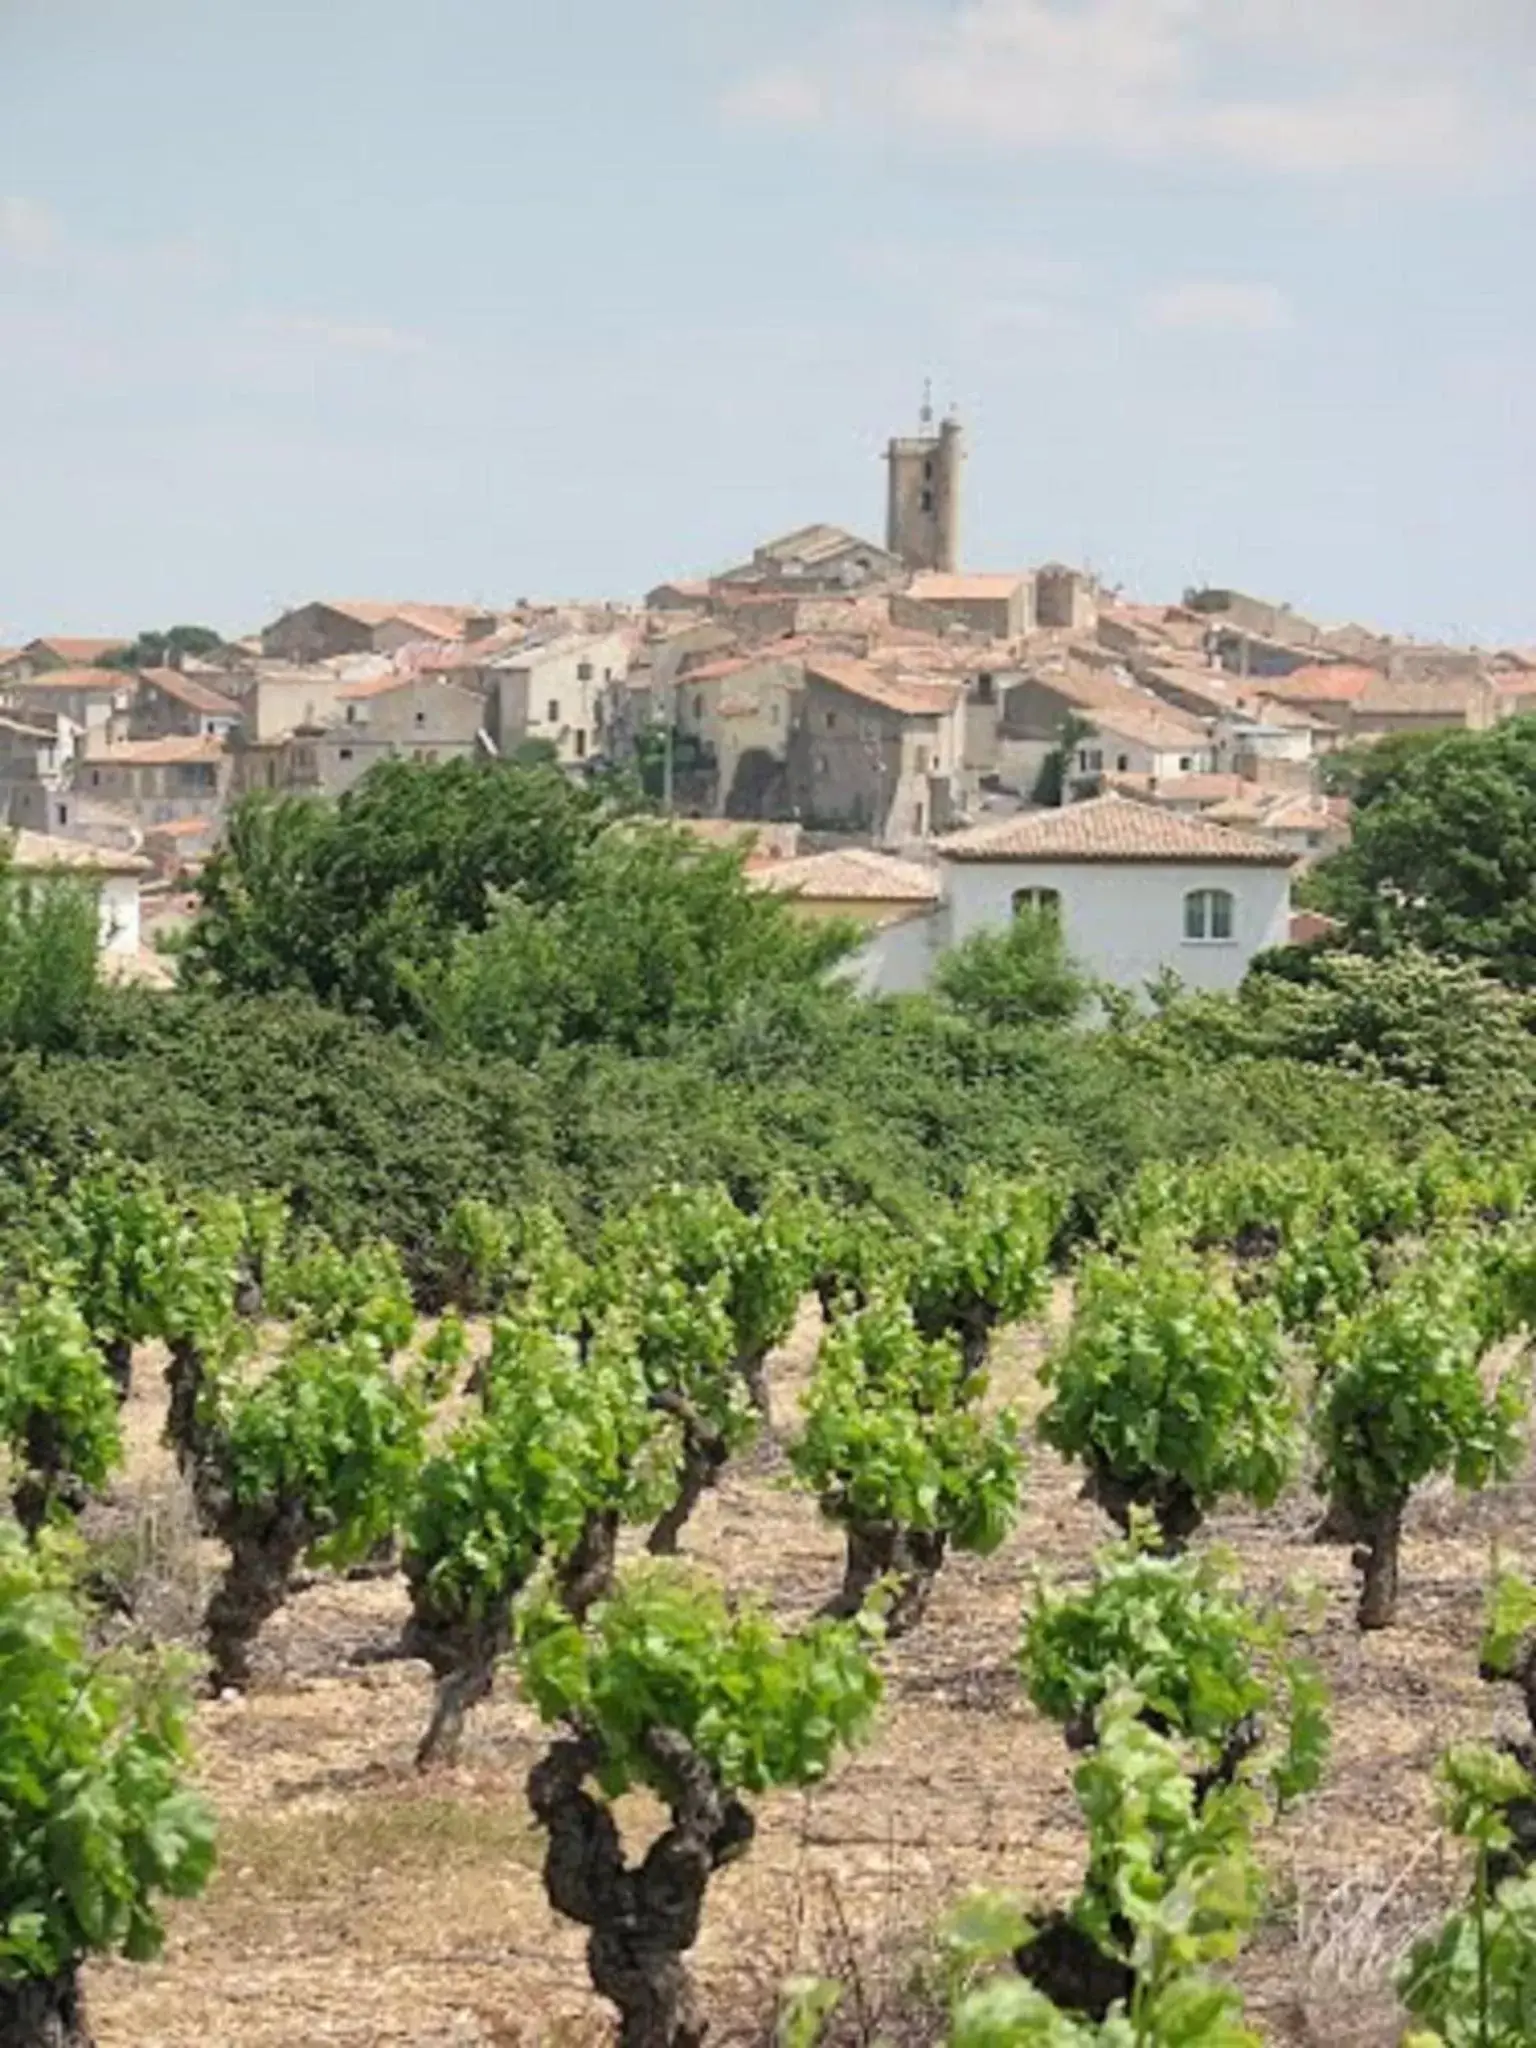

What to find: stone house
left=788, top=658, right=964, bottom=843
left=236, top=666, right=359, bottom=745
left=320, top=675, right=490, bottom=795
left=12, top=636, right=128, bottom=678
left=131, top=667, right=243, bottom=742
left=78, top=736, right=231, bottom=825
left=260, top=600, right=471, bottom=664
left=935, top=792, right=1294, bottom=997
left=488, top=632, right=630, bottom=765
left=675, top=652, right=803, bottom=818
left=0, top=709, right=76, bottom=830
left=1034, top=565, right=1098, bottom=632
left=714, top=525, right=906, bottom=597
left=896, top=573, right=1032, bottom=642
left=4, top=667, right=131, bottom=739
left=1069, top=699, right=1215, bottom=785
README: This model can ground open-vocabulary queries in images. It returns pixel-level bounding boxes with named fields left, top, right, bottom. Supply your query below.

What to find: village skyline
left=2, top=2, right=1533, bottom=647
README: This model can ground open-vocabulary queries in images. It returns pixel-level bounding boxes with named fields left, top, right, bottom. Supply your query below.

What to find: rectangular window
left=915, top=745, right=929, bottom=774
left=575, top=729, right=587, bottom=759
left=57, top=803, right=67, bottom=825
left=345, top=704, right=357, bottom=723
left=1117, top=753, right=1130, bottom=772
left=920, top=489, right=934, bottom=513
left=826, top=710, right=837, bottom=730
left=339, top=747, right=353, bottom=762
left=415, top=709, right=426, bottom=725
left=577, top=661, right=593, bottom=682
left=547, top=698, right=560, bottom=724
left=1179, top=755, right=1193, bottom=772
left=975, top=672, right=995, bottom=706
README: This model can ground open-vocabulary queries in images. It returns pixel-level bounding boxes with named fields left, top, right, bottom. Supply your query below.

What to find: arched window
left=1184, top=888, right=1234, bottom=942
left=1013, top=887, right=1061, bottom=920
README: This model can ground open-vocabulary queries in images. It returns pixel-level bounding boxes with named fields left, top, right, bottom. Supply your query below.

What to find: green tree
left=0, top=1527, right=215, bottom=2046
left=0, top=858, right=102, bottom=1055
left=423, top=824, right=857, bottom=1061
left=184, top=757, right=610, bottom=1025
left=101, top=624, right=226, bottom=671
left=1308, top=719, right=1536, bottom=986
left=936, top=910, right=1092, bottom=1031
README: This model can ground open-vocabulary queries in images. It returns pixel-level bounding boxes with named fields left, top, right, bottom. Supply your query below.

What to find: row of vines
left=6, top=1140, right=1536, bottom=2046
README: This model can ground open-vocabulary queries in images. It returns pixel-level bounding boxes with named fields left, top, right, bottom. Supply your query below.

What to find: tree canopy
left=1308, top=719, right=1536, bottom=987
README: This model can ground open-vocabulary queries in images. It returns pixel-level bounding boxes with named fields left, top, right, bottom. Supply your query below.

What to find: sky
left=1, top=0, right=1533, bottom=646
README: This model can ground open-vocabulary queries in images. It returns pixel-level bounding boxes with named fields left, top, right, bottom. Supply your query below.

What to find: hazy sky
left=2, top=0, right=1533, bottom=644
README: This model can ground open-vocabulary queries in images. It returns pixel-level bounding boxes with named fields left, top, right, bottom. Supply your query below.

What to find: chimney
left=464, top=611, right=499, bottom=644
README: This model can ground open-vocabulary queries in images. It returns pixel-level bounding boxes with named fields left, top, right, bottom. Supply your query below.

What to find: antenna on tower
left=919, top=377, right=934, bottom=431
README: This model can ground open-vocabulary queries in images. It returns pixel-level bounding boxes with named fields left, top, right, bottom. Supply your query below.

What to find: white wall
left=835, top=910, right=949, bottom=996
left=942, top=858, right=1292, bottom=996
left=98, top=874, right=141, bottom=956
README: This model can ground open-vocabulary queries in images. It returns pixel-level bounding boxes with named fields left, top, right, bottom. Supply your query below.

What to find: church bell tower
left=885, top=384, right=963, bottom=573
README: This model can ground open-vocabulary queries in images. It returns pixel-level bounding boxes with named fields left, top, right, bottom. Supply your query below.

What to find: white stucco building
left=935, top=792, right=1295, bottom=997
left=9, top=829, right=149, bottom=957
left=749, top=845, right=945, bottom=996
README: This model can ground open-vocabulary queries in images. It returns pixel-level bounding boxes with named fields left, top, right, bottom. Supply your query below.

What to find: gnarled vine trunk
left=11, top=1409, right=88, bottom=1539
left=736, top=1348, right=772, bottom=1428
left=164, top=1336, right=207, bottom=1483
left=1312, top=1493, right=1367, bottom=1546
left=1353, top=1500, right=1404, bottom=1631
left=647, top=1405, right=730, bottom=1559
left=819, top=1520, right=948, bottom=1637
left=103, top=1334, right=133, bottom=1406
left=528, top=1729, right=753, bottom=2048
left=0, top=1967, right=92, bottom=2048
left=1014, top=1914, right=1133, bottom=2023
left=1083, top=1463, right=1202, bottom=1554
left=204, top=1502, right=312, bottom=1692
left=560, top=1508, right=620, bottom=1620
left=414, top=1649, right=503, bottom=1769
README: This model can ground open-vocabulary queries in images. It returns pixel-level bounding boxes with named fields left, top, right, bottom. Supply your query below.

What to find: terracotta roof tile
left=806, top=657, right=961, bottom=718
left=7, top=829, right=149, bottom=874
left=84, top=735, right=226, bottom=766
left=1260, top=664, right=1380, bottom=704
left=8, top=666, right=126, bottom=691
left=138, top=667, right=241, bottom=716
left=28, top=637, right=128, bottom=663
left=937, top=792, right=1295, bottom=866
left=751, top=847, right=941, bottom=904
left=907, top=573, right=1026, bottom=603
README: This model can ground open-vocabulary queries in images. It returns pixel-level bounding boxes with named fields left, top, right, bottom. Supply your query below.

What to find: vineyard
left=6, top=1146, right=1536, bottom=2047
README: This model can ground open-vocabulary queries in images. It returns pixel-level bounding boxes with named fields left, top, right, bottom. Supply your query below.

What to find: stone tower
left=885, top=392, right=963, bottom=573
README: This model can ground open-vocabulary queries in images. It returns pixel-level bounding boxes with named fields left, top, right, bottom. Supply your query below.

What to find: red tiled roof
left=138, top=667, right=241, bottom=716
left=85, top=736, right=225, bottom=766
left=807, top=657, right=961, bottom=718
left=8, top=828, right=148, bottom=874
left=8, top=666, right=125, bottom=691
left=1261, top=665, right=1380, bottom=704
left=751, top=846, right=941, bottom=905
left=937, top=792, right=1295, bottom=866
left=28, top=636, right=128, bottom=663
left=908, top=573, right=1026, bottom=604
